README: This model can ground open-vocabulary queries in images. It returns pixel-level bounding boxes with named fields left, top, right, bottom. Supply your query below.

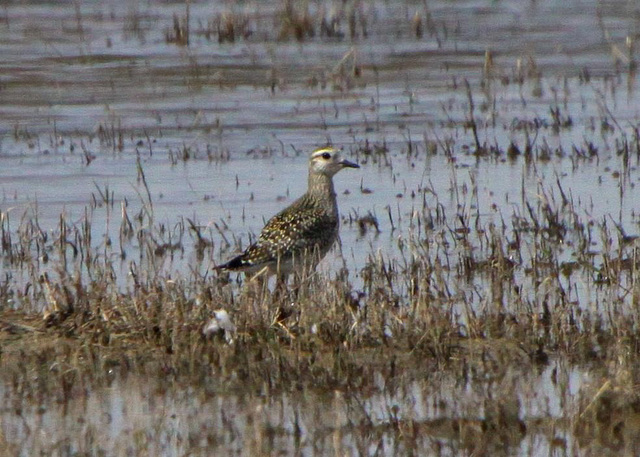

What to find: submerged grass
left=3, top=55, right=640, bottom=451
left=3, top=0, right=640, bottom=452
left=2, top=194, right=640, bottom=454
left=2, top=138, right=640, bottom=396
left=4, top=119, right=640, bottom=453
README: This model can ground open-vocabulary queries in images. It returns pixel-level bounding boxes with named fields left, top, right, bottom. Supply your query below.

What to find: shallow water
left=0, top=359, right=589, bottom=456
left=2, top=0, right=640, bottom=454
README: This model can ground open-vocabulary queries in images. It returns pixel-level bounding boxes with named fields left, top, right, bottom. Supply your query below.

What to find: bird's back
left=219, top=192, right=339, bottom=275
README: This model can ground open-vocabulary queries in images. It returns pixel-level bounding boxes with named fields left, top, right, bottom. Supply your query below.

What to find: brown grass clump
left=165, top=2, right=191, bottom=46
left=206, top=11, right=252, bottom=44
left=277, top=0, right=315, bottom=41
left=2, top=148, right=640, bottom=402
left=3, top=133, right=640, bottom=454
left=574, top=375, right=640, bottom=454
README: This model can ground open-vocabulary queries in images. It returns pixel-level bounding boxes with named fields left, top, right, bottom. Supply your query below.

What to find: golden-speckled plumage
left=217, top=147, right=359, bottom=277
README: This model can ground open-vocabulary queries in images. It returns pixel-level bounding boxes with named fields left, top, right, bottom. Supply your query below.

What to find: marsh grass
left=3, top=130, right=640, bottom=452
left=4, top=124, right=640, bottom=453
left=3, top=0, right=640, bottom=452
left=2, top=139, right=640, bottom=405
left=165, top=2, right=190, bottom=46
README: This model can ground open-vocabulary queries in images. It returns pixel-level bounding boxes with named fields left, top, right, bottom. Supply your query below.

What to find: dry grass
left=2, top=139, right=640, bottom=393
left=4, top=125, right=640, bottom=454
left=3, top=0, right=640, bottom=452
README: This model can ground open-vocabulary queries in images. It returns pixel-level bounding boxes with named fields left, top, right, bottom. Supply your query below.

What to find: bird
left=216, top=146, right=359, bottom=281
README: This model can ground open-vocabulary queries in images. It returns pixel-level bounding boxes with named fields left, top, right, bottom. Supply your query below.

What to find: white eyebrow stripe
left=311, top=147, right=336, bottom=158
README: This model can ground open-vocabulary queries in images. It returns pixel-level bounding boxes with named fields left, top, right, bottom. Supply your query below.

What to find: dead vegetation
left=4, top=112, right=640, bottom=453
left=4, top=72, right=640, bottom=457
left=3, top=0, right=640, bottom=453
left=2, top=129, right=640, bottom=454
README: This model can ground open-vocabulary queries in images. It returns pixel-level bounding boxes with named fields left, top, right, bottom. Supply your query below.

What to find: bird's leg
left=289, top=271, right=303, bottom=302
left=273, top=273, right=298, bottom=326
left=241, top=266, right=271, bottom=313
left=273, top=273, right=290, bottom=304
left=289, top=252, right=318, bottom=301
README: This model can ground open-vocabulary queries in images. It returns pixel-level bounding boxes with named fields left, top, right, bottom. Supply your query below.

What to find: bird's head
left=309, top=147, right=359, bottom=177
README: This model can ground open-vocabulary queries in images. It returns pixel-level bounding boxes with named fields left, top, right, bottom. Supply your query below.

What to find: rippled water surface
left=2, top=0, right=640, bottom=454
left=1, top=360, right=590, bottom=455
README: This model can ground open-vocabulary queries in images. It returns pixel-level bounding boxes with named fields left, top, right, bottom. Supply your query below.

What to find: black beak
left=340, top=159, right=360, bottom=168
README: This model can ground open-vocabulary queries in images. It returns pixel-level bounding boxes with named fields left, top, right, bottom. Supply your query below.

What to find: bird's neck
left=308, top=171, right=336, bottom=202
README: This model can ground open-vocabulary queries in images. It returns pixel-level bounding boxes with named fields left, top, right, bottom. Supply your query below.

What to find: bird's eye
left=321, top=152, right=331, bottom=160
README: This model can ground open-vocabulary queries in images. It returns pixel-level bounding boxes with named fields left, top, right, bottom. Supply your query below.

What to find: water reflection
left=2, top=0, right=640, bottom=455
left=0, top=360, right=588, bottom=455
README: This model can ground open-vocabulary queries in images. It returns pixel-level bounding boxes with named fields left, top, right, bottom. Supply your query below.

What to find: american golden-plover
left=216, top=146, right=359, bottom=279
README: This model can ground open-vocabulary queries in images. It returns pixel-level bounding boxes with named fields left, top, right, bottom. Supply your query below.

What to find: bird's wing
left=217, top=197, right=337, bottom=271
left=256, top=204, right=337, bottom=257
